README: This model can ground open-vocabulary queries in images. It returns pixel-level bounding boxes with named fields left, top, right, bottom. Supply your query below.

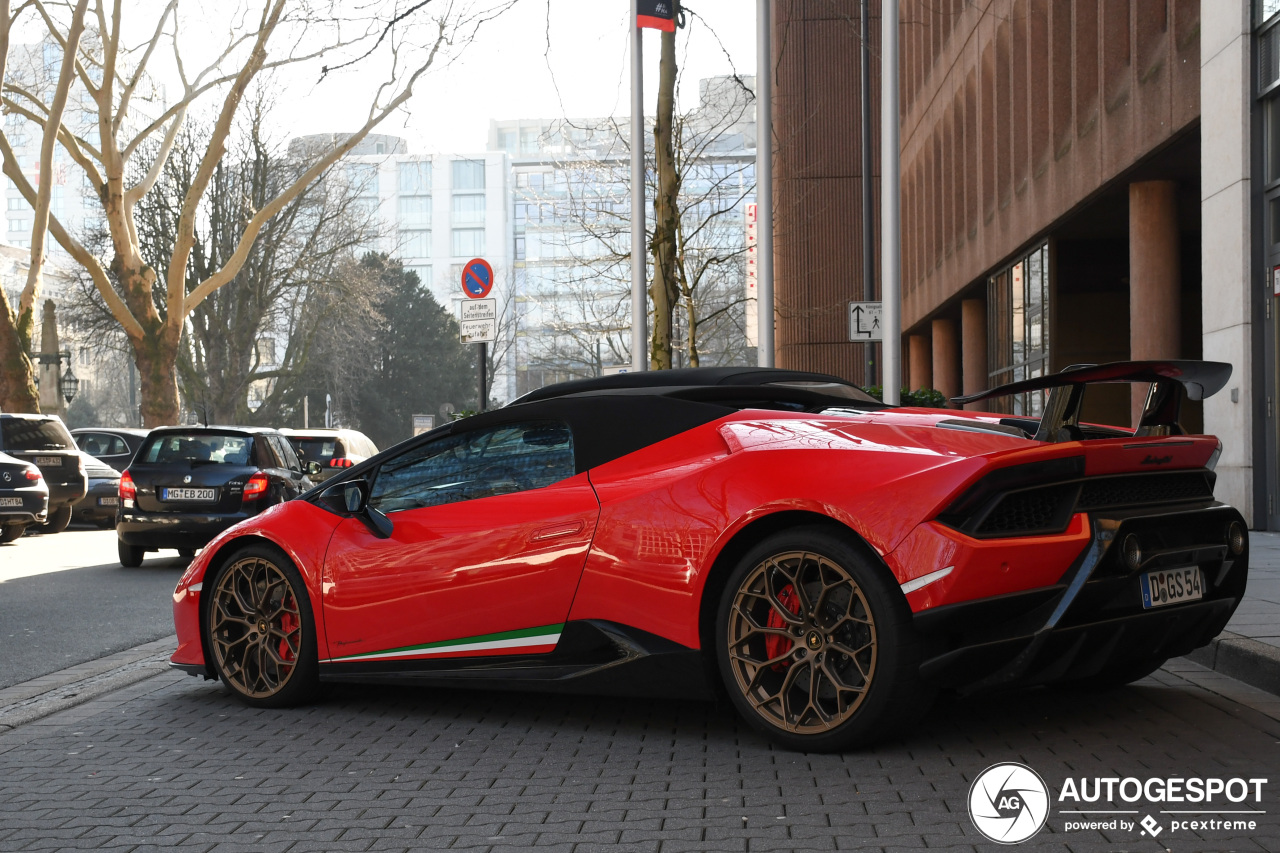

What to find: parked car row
left=0, top=415, right=377, bottom=564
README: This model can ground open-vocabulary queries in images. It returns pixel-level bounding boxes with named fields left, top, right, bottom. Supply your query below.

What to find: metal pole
left=630, top=1, right=649, bottom=371
left=303, top=395, right=309, bottom=429
left=756, top=0, right=774, bottom=368
left=860, top=0, right=876, bottom=386
left=880, top=0, right=901, bottom=405
left=478, top=342, right=488, bottom=411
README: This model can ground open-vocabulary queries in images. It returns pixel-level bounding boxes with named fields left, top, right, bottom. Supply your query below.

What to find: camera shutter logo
left=968, top=762, right=1050, bottom=844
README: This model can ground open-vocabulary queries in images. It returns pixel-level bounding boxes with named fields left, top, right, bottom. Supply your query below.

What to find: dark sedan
left=0, top=414, right=86, bottom=533
left=0, top=451, right=48, bottom=543
left=71, top=452, right=121, bottom=528
left=73, top=427, right=148, bottom=471
left=117, top=426, right=311, bottom=567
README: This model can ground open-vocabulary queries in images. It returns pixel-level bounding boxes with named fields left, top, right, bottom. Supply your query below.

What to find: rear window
left=140, top=433, right=254, bottom=466
left=1, top=417, right=73, bottom=451
left=292, top=438, right=341, bottom=463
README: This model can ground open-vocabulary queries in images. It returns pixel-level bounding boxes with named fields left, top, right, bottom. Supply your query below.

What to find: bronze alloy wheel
left=209, top=554, right=304, bottom=700
left=725, top=549, right=878, bottom=734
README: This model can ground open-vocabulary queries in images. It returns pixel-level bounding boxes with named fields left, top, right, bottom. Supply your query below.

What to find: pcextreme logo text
left=968, top=762, right=1269, bottom=845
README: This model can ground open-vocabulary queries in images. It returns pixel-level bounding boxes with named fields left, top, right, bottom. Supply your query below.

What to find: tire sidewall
left=203, top=543, right=319, bottom=708
left=714, top=526, right=922, bottom=752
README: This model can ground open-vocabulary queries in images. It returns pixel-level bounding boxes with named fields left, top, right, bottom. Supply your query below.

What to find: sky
left=254, top=0, right=760, bottom=155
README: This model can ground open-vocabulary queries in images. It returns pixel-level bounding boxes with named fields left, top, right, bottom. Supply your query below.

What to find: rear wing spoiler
left=950, top=360, right=1232, bottom=442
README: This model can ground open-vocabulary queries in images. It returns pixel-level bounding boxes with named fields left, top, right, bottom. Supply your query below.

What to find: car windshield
left=1, top=417, right=73, bottom=451
left=140, top=432, right=253, bottom=466
left=292, top=438, right=341, bottom=462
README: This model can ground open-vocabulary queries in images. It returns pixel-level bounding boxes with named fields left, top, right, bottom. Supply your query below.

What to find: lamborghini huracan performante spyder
left=170, top=363, right=1249, bottom=751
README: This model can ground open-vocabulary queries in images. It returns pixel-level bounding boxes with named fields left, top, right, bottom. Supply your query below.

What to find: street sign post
left=848, top=301, right=884, bottom=341
left=460, top=260, right=495, bottom=410
left=411, top=414, right=435, bottom=436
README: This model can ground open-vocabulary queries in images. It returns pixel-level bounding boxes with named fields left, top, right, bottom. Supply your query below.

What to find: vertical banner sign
left=636, top=0, right=677, bottom=31
left=745, top=203, right=759, bottom=347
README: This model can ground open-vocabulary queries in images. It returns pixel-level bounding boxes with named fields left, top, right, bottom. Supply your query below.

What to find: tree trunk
left=649, top=28, right=680, bottom=371
left=0, top=300, right=38, bottom=413
left=683, top=293, right=700, bottom=368
left=132, top=332, right=181, bottom=427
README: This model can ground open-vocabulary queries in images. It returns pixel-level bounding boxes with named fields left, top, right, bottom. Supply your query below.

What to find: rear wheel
left=178, top=548, right=196, bottom=561
left=716, top=527, right=930, bottom=752
left=118, top=539, right=144, bottom=567
left=41, top=505, right=72, bottom=534
left=205, top=546, right=318, bottom=707
left=0, top=524, right=25, bottom=543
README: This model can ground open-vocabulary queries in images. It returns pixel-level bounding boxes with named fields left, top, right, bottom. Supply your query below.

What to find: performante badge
left=968, top=762, right=1050, bottom=844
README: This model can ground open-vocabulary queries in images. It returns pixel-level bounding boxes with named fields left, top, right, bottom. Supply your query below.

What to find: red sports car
left=171, top=362, right=1248, bottom=751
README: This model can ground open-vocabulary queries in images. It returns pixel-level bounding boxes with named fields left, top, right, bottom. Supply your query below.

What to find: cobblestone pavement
left=0, top=660, right=1277, bottom=853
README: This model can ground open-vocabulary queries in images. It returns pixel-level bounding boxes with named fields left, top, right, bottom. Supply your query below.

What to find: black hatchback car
left=116, top=426, right=311, bottom=567
left=0, top=413, right=87, bottom=533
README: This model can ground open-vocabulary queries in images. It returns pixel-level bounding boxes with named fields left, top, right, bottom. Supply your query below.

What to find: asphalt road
left=0, top=526, right=187, bottom=689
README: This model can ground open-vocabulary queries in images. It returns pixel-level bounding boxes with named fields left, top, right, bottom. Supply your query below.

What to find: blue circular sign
left=461, top=258, right=494, bottom=298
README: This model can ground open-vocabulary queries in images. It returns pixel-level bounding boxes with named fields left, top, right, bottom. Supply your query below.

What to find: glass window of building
left=399, top=229, right=431, bottom=258
left=452, top=194, right=485, bottom=225
left=987, top=242, right=1050, bottom=416
left=398, top=196, right=431, bottom=228
left=346, top=163, right=379, bottom=197
left=520, top=129, right=539, bottom=154
left=452, top=228, right=485, bottom=257
left=398, top=161, right=431, bottom=195
left=407, top=264, right=432, bottom=286
left=452, top=159, right=485, bottom=191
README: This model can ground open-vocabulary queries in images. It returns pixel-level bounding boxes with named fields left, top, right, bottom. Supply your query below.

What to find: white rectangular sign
left=411, top=414, right=434, bottom=436
left=459, top=298, right=497, bottom=344
left=848, top=301, right=883, bottom=341
left=461, top=298, right=497, bottom=322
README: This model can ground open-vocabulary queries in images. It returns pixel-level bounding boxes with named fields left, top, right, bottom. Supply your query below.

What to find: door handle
left=531, top=520, right=585, bottom=542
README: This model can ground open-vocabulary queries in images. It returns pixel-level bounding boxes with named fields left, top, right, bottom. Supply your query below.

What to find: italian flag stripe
left=325, top=623, right=563, bottom=663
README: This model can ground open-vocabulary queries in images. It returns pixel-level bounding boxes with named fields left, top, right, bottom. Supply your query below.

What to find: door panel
left=320, top=472, right=599, bottom=662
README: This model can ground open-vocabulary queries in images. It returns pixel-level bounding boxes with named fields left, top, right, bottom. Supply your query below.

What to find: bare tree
left=0, top=0, right=516, bottom=425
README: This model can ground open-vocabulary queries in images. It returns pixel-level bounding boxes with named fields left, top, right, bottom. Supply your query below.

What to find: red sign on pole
left=461, top=258, right=494, bottom=299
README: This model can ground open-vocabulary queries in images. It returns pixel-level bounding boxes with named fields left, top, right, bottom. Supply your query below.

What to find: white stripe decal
left=325, top=633, right=561, bottom=664
left=900, top=566, right=954, bottom=595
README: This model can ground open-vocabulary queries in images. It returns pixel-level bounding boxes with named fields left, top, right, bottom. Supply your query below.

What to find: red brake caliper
left=765, top=584, right=801, bottom=669
left=277, top=594, right=298, bottom=664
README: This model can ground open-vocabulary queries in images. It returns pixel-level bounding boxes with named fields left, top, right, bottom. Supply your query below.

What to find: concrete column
left=908, top=333, right=932, bottom=392
left=961, top=297, right=988, bottom=411
left=1129, top=180, right=1181, bottom=426
left=1200, top=0, right=1255, bottom=525
left=931, top=317, right=961, bottom=401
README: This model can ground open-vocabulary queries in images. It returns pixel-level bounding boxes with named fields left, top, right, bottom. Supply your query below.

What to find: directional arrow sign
left=848, top=301, right=884, bottom=342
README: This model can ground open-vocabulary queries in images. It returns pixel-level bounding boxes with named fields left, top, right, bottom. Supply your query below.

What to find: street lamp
left=29, top=348, right=78, bottom=404
left=59, top=363, right=78, bottom=405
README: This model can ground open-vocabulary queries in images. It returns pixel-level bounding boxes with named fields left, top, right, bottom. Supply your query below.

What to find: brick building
left=772, top=1, right=1270, bottom=527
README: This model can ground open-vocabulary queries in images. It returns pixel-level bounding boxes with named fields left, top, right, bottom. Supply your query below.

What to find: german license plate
left=97, top=496, right=118, bottom=506
left=0, top=497, right=21, bottom=507
left=34, top=456, right=61, bottom=466
left=161, top=488, right=216, bottom=502
left=1140, top=566, right=1204, bottom=609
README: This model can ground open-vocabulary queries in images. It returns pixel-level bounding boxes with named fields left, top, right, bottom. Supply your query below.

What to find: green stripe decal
left=329, top=623, right=564, bottom=662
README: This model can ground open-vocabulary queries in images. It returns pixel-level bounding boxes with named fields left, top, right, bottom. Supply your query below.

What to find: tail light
left=23, top=466, right=40, bottom=481
left=329, top=458, right=353, bottom=468
left=119, top=470, right=136, bottom=500
left=243, top=472, right=269, bottom=501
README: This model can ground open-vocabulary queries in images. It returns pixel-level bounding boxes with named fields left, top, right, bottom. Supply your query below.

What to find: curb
left=1183, top=630, right=1280, bottom=697
left=0, top=635, right=177, bottom=732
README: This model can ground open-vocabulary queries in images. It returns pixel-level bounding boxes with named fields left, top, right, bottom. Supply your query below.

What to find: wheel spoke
left=209, top=555, right=305, bottom=700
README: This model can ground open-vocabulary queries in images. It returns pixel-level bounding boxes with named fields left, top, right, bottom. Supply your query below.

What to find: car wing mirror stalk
left=318, top=478, right=393, bottom=539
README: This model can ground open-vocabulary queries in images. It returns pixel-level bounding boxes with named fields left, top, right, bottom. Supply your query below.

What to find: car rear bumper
left=47, top=477, right=88, bottom=509
left=913, top=503, right=1248, bottom=690
left=74, top=481, right=119, bottom=524
left=1, top=490, right=49, bottom=526
left=118, top=511, right=254, bottom=549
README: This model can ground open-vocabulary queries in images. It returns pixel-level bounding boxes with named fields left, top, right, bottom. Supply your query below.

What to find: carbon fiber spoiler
left=950, top=360, right=1232, bottom=442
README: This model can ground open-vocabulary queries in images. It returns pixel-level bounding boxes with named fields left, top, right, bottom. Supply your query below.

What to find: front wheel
left=118, top=539, right=144, bottom=567
left=715, top=527, right=930, bottom=752
left=205, top=546, right=318, bottom=708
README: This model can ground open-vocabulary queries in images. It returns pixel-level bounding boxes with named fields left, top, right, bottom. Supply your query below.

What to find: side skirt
left=318, top=620, right=714, bottom=700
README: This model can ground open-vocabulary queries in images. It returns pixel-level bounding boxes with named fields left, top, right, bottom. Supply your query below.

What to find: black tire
left=715, top=526, right=931, bottom=752
left=118, top=538, right=144, bottom=567
left=204, top=545, right=319, bottom=708
left=41, top=505, right=72, bottom=534
left=0, top=524, right=25, bottom=543
left=178, top=548, right=196, bottom=561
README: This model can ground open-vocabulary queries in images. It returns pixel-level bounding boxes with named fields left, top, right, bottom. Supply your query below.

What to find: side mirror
left=306, top=460, right=323, bottom=477
left=317, top=478, right=392, bottom=539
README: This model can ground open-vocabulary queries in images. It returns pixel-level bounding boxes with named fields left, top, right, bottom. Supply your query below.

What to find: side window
left=272, top=436, right=302, bottom=472
left=251, top=437, right=276, bottom=469
left=107, top=436, right=129, bottom=455
left=369, top=420, right=575, bottom=514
